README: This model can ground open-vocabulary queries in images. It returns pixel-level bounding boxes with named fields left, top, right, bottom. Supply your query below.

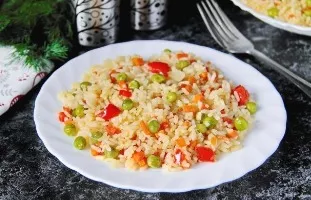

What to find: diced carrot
left=140, top=121, right=152, bottom=135
left=189, top=140, right=198, bottom=149
left=227, top=129, right=238, bottom=139
left=137, top=159, right=147, bottom=167
left=211, top=136, right=218, bottom=146
left=132, top=57, right=144, bottom=66
left=193, top=94, right=204, bottom=103
left=176, top=137, right=186, bottom=147
left=118, top=81, right=127, bottom=89
left=106, top=123, right=121, bottom=135
left=132, top=151, right=147, bottom=166
left=199, top=72, right=208, bottom=81
left=91, top=149, right=101, bottom=156
left=109, top=70, right=117, bottom=83
left=177, top=53, right=188, bottom=59
left=187, top=76, right=196, bottom=84
left=181, top=84, right=193, bottom=93
left=182, top=105, right=198, bottom=113
left=185, top=85, right=192, bottom=93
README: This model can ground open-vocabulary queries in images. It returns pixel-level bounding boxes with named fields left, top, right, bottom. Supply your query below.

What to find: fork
left=197, top=0, right=311, bottom=98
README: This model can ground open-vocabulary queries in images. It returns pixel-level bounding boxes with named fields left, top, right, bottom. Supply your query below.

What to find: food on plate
left=242, top=0, right=311, bottom=27
left=57, top=50, right=257, bottom=171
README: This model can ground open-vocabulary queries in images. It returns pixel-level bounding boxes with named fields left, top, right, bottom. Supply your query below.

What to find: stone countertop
left=0, top=1, right=310, bottom=199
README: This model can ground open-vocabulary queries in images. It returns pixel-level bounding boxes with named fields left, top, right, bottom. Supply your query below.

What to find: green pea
left=91, top=131, right=103, bottom=139
left=246, top=102, right=257, bottom=114
left=196, top=123, right=207, bottom=133
left=166, top=92, right=178, bottom=103
left=306, top=0, right=311, bottom=7
left=151, top=74, right=166, bottom=83
left=176, top=60, right=190, bottom=70
left=122, top=99, right=134, bottom=110
left=164, top=49, right=171, bottom=53
left=104, top=148, right=119, bottom=159
left=234, top=117, right=249, bottom=131
left=148, top=120, right=160, bottom=133
left=80, top=81, right=91, bottom=90
left=202, top=116, right=218, bottom=129
left=267, top=7, right=279, bottom=18
left=304, top=9, right=311, bottom=16
left=64, top=124, right=78, bottom=136
left=147, top=155, right=161, bottom=168
left=74, top=136, right=87, bottom=150
left=116, top=72, right=127, bottom=82
left=73, top=105, right=85, bottom=118
left=129, top=80, right=140, bottom=89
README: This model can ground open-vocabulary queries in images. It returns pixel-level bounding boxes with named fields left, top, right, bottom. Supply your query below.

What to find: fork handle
left=250, top=49, right=311, bottom=98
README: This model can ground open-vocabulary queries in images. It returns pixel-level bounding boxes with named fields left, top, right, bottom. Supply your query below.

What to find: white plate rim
left=34, top=40, right=287, bottom=193
left=231, top=0, right=311, bottom=36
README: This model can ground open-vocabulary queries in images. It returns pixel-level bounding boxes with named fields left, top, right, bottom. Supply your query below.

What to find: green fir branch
left=0, top=0, right=74, bottom=71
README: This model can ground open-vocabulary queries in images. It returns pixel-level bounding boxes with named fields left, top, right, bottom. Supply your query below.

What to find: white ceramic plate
left=34, top=40, right=287, bottom=192
left=231, top=0, right=311, bottom=36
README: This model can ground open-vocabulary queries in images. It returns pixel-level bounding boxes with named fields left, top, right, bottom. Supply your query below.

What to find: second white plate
left=231, top=0, right=311, bottom=36
left=34, top=40, right=287, bottom=192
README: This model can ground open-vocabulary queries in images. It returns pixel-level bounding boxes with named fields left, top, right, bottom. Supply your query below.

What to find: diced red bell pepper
left=175, top=149, right=185, bottom=164
left=97, top=103, right=121, bottom=121
left=223, top=117, right=233, bottom=124
left=148, top=61, right=171, bottom=77
left=119, top=90, right=132, bottom=97
left=160, top=121, right=170, bottom=131
left=58, top=112, right=66, bottom=122
left=196, top=146, right=215, bottom=162
left=233, top=85, right=249, bottom=106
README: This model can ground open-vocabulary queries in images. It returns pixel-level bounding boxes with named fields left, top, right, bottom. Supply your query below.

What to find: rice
left=57, top=50, right=255, bottom=171
left=242, top=0, right=311, bottom=27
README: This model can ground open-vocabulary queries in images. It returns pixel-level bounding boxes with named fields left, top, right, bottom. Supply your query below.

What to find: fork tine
left=197, top=1, right=231, bottom=48
left=196, top=2, right=225, bottom=48
left=204, top=0, right=238, bottom=40
left=209, top=0, right=245, bottom=39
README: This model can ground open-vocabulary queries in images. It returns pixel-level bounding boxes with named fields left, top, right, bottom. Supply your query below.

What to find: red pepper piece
left=148, top=61, right=171, bottom=77
left=58, top=112, right=66, bottom=122
left=119, top=90, right=132, bottom=97
left=233, top=85, right=249, bottom=106
left=223, top=117, right=233, bottom=124
left=196, top=146, right=215, bottom=162
left=160, top=121, right=170, bottom=131
left=175, top=149, right=185, bottom=164
left=97, top=103, right=121, bottom=121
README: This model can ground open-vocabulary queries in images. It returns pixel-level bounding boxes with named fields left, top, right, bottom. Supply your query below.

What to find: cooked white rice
left=242, top=0, right=311, bottom=27
left=58, top=50, right=255, bottom=171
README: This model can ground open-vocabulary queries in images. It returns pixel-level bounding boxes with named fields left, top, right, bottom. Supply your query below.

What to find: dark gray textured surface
left=1, top=1, right=311, bottom=199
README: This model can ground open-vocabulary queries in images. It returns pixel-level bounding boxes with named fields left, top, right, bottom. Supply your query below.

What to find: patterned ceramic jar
left=72, top=0, right=120, bottom=46
left=130, top=0, right=168, bottom=31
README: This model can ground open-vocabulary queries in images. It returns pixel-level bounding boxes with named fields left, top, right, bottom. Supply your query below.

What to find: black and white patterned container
left=72, top=0, right=120, bottom=47
left=131, top=0, right=168, bottom=31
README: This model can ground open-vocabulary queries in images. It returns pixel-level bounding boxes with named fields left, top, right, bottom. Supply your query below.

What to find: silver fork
left=197, top=0, right=311, bottom=98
